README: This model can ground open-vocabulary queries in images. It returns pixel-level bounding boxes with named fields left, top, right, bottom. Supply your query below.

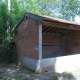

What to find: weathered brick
left=42, top=29, right=80, bottom=58
left=14, top=18, right=39, bottom=60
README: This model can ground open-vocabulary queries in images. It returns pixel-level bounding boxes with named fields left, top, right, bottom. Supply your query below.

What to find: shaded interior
left=42, top=26, right=80, bottom=59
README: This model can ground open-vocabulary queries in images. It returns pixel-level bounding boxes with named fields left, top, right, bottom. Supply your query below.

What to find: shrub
left=0, top=40, right=17, bottom=63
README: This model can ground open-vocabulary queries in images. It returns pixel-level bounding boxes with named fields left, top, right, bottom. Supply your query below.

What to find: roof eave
left=14, top=12, right=80, bottom=30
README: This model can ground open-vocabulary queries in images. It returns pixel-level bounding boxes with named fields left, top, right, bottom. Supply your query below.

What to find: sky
left=75, top=16, right=80, bottom=24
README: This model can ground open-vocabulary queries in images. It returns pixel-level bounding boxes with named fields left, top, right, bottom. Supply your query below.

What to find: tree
left=0, top=0, right=19, bottom=62
left=0, top=2, right=9, bottom=44
left=37, top=0, right=58, bottom=16
left=10, top=0, right=25, bottom=26
left=17, top=0, right=58, bottom=17
left=59, top=0, right=80, bottom=21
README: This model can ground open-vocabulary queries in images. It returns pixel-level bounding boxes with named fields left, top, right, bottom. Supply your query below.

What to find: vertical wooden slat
left=39, top=24, right=42, bottom=60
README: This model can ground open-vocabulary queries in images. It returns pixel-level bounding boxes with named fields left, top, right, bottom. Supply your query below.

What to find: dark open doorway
left=42, top=26, right=80, bottom=59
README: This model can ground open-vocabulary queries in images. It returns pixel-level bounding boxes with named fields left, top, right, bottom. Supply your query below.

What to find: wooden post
left=39, top=24, right=42, bottom=60
left=63, top=36, right=68, bottom=55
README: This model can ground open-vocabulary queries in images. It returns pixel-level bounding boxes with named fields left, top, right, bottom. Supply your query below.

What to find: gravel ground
left=0, top=63, right=80, bottom=80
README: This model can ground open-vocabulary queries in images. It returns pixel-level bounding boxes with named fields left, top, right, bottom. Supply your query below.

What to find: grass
left=0, top=76, right=21, bottom=80
left=0, top=63, right=77, bottom=80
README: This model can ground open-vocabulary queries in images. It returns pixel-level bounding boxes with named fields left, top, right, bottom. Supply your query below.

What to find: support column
left=39, top=24, right=42, bottom=60
left=62, top=36, right=68, bottom=55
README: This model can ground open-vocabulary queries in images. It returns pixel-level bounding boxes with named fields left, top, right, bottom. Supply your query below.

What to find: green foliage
left=59, top=0, right=80, bottom=21
left=1, top=76, right=20, bottom=80
left=0, top=1, right=16, bottom=63
left=11, top=0, right=25, bottom=26
left=52, top=75, right=58, bottom=80
left=0, top=0, right=58, bottom=63
left=37, top=0, right=58, bottom=16
left=16, top=0, right=58, bottom=16
left=25, top=0, right=40, bottom=14
left=0, top=2, right=9, bottom=43
left=0, top=0, right=80, bottom=63
left=0, top=40, right=16, bottom=63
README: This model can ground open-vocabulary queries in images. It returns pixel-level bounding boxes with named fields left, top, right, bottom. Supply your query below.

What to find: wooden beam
left=53, top=28, right=61, bottom=33
left=58, top=29, right=67, bottom=34
left=41, top=21, right=80, bottom=30
left=44, top=26, right=51, bottom=32
left=46, top=27, right=55, bottom=33
left=39, top=23, right=42, bottom=60
left=57, top=28, right=64, bottom=33
left=42, top=26, right=46, bottom=30
left=44, top=27, right=55, bottom=33
left=50, top=28, right=58, bottom=33
left=42, top=26, right=50, bottom=33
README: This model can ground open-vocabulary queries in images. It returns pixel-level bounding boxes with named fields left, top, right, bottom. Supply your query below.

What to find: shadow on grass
left=52, top=72, right=76, bottom=80
left=0, top=63, right=77, bottom=80
left=19, top=65, right=37, bottom=74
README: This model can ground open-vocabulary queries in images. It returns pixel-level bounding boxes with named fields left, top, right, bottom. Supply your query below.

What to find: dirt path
left=0, top=63, right=80, bottom=80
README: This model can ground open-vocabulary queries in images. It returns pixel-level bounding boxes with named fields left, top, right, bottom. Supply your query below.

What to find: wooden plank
left=25, top=12, right=43, bottom=20
left=41, top=21, right=80, bottom=30
left=57, top=28, right=64, bottom=33
left=50, top=28, right=59, bottom=33
left=42, top=26, right=50, bottom=33
left=53, top=28, right=61, bottom=34
left=46, top=27, right=56, bottom=33
left=39, top=24, right=42, bottom=60
left=42, top=26, right=46, bottom=30
left=44, top=26, right=51, bottom=32
left=58, top=29, right=67, bottom=34
left=46, top=27, right=55, bottom=33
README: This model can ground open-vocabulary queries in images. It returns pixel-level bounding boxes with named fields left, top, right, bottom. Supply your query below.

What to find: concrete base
left=18, top=55, right=41, bottom=72
left=18, top=54, right=80, bottom=73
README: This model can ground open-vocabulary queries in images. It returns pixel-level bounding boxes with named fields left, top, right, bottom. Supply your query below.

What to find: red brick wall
left=42, top=34, right=63, bottom=58
left=42, top=29, right=80, bottom=58
left=14, top=18, right=39, bottom=60
left=65, top=30, right=80, bottom=54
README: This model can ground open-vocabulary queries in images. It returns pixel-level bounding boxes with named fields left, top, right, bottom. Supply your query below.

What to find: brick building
left=14, top=12, right=80, bottom=73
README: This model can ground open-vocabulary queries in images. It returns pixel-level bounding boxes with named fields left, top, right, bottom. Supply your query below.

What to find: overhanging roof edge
left=14, top=12, right=80, bottom=30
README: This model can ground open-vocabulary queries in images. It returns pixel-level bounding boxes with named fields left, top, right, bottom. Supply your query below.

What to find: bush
left=0, top=2, right=17, bottom=63
left=0, top=40, right=17, bottom=63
